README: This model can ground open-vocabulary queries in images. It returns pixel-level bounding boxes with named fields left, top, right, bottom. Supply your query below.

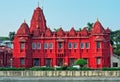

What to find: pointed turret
left=45, top=28, right=52, bottom=36
left=57, top=28, right=64, bottom=36
left=81, top=27, right=88, bottom=36
left=92, top=20, right=105, bottom=34
left=69, top=27, right=76, bottom=36
left=106, top=27, right=110, bottom=33
left=30, top=6, right=47, bottom=34
left=17, top=21, right=30, bottom=36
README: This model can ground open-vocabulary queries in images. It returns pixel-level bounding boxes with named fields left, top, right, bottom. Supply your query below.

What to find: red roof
left=57, top=28, right=64, bottom=36
left=81, top=27, right=88, bottom=36
left=69, top=27, right=76, bottom=36
left=30, top=7, right=47, bottom=33
left=0, top=46, right=12, bottom=54
left=17, top=22, right=30, bottom=36
left=92, top=20, right=105, bottom=34
left=45, top=28, right=52, bottom=36
left=106, top=28, right=110, bottom=33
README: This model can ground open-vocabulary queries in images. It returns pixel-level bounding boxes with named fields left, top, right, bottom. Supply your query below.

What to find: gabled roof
left=106, top=28, right=110, bottom=33
left=69, top=27, right=76, bottom=36
left=81, top=27, right=88, bottom=36
left=92, top=20, right=105, bottom=34
left=17, top=22, right=30, bottom=36
left=57, top=28, right=64, bottom=36
left=45, top=28, right=52, bottom=36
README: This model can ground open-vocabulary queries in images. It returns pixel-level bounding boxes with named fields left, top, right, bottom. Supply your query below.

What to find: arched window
left=73, top=43, right=77, bottom=49
left=32, top=42, right=36, bottom=49
left=86, top=42, right=90, bottom=49
left=37, top=43, right=41, bottom=49
left=20, top=43, right=25, bottom=49
left=96, top=42, right=100, bottom=48
left=68, top=42, right=72, bottom=49
left=80, top=42, right=84, bottom=49
left=49, top=43, right=53, bottom=49
left=44, top=43, right=48, bottom=49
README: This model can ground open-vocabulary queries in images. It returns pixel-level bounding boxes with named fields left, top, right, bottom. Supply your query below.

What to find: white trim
left=37, top=43, right=41, bottom=49
left=49, top=43, right=53, bottom=49
left=44, top=43, right=48, bottom=49
left=80, top=42, right=84, bottom=49
left=68, top=42, right=72, bottom=49
left=32, top=42, right=36, bottom=49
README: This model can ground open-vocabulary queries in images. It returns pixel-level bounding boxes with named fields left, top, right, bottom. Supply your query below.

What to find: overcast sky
left=0, top=0, right=120, bottom=36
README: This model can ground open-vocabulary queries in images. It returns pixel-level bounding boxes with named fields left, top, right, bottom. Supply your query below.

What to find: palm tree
left=78, top=28, right=82, bottom=31
left=86, top=22, right=94, bottom=31
left=53, top=28, right=60, bottom=32
left=9, top=32, right=15, bottom=41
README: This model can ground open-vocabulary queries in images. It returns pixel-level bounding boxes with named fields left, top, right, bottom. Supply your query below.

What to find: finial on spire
left=97, top=18, right=99, bottom=22
left=48, top=25, right=50, bottom=28
left=41, top=0, right=44, bottom=10
left=42, top=6, right=43, bottom=10
left=38, top=0, right=39, bottom=7
left=60, top=25, right=62, bottom=27
left=24, top=19, right=26, bottom=23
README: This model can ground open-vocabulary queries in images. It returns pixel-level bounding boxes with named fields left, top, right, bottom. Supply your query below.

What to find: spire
left=24, top=19, right=26, bottom=23
left=97, top=18, right=99, bottom=22
left=92, top=20, right=105, bottom=34
left=30, top=3, right=47, bottom=33
left=17, top=22, right=30, bottom=36
left=41, top=0, right=44, bottom=10
left=38, top=0, right=39, bottom=7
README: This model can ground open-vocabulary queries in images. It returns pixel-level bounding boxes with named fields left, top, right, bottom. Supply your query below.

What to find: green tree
left=114, top=49, right=120, bottom=56
left=111, top=30, right=120, bottom=47
left=53, top=28, right=60, bottom=32
left=78, top=28, right=82, bottom=31
left=9, top=32, right=15, bottom=41
left=110, top=29, right=120, bottom=56
left=74, top=59, right=87, bottom=68
left=0, top=37, right=9, bottom=41
left=86, top=22, right=94, bottom=31
left=110, top=39, right=114, bottom=46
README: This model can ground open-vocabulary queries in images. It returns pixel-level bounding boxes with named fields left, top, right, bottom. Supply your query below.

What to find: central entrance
left=57, top=58, right=63, bottom=66
left=46, top=58, right=52, bottom=67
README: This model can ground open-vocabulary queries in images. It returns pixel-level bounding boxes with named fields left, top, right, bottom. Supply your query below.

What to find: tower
left=13, top=21, right=32, bottom=68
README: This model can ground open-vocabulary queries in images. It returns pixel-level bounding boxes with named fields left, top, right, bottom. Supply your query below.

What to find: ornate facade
left=0, top=45, right=12, bottom=67
left=13, top=6, right=111, bottom=68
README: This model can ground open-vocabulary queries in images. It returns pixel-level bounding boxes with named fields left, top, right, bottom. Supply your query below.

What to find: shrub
left=67, top=67, right=92, bottom=71
left=62, top=63, right=68, bottom=70
left=29, top=66, right=54, bottom=71
left=54, top=66, right=62, bottom=70
left=0, top=67, right=25, bottom=71
left=74, top=59, right=87, bottom=68
left=102, top=68, right=120, bottom=71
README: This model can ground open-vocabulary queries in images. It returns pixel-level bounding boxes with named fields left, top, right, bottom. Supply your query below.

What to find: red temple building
left=13, top=6, right=111, bottom=69
left=0, top=45, right=12, bottom=67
